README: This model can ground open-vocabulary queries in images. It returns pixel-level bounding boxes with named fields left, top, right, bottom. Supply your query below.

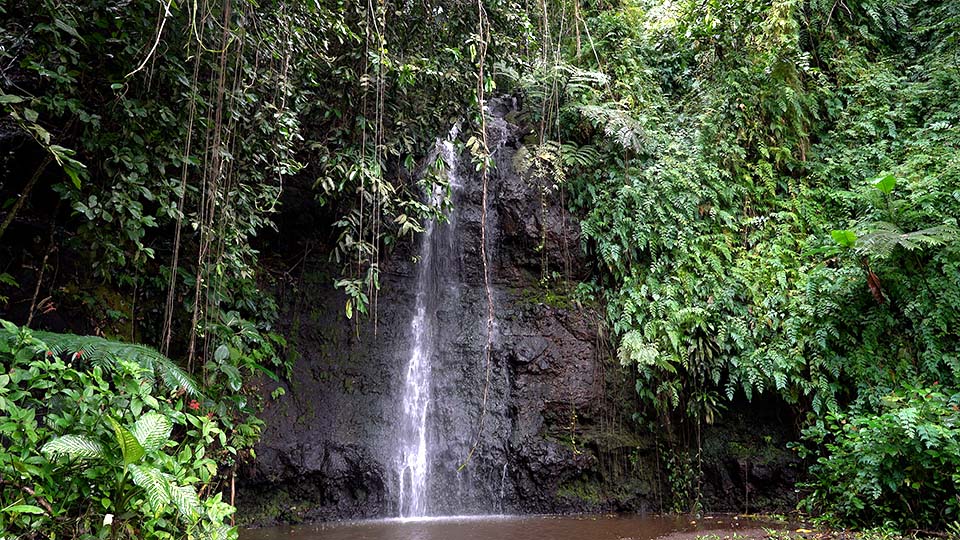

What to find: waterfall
left=498, top=463, right=508, bottom=511
left=397, top=131, right=461, bottom=518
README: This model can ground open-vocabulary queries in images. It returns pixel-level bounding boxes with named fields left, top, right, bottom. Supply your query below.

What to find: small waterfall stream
left=397, top=134, right=462, bottom=518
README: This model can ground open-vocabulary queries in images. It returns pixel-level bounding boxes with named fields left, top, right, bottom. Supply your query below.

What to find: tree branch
left=0, top=477, right=55, bottom=515
left=0, top=155, right=53, bottom=244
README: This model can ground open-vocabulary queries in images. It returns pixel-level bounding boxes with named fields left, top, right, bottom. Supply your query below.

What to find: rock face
left=236, top=101, right=799, bottom=524
left=238, top=101, right=627, bottom=523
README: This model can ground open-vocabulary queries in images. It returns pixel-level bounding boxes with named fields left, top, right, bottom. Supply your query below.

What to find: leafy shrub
left=798, top=384, right=960, bottom=529
left=0, top=320, right=236, bottom=539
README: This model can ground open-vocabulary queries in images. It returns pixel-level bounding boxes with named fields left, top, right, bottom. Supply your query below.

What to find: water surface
left=240, top=514, right=760, bottom=540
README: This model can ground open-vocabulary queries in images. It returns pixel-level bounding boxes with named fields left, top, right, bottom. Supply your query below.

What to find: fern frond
left=10, top=328, right=200, bottom=396
left=559, top=64, right=610, bottom=87
left=149, top=356, right=201, bottom=397
left=560, top=143, right=601, bottom=167
left=578, top=104, right=650, bottom=152
left=857, top=222, right=959, bottom=259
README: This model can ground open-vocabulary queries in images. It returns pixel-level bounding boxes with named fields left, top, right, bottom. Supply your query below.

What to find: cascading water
left=397, top=133, right=462, bottom=518
left=397, top=254, right=432, bottom=519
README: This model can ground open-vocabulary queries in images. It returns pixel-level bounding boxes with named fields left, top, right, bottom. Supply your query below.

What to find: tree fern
left=856, top=222, right=959, bottom=259
left=0, top=322, right=200, bottom=396
left=578, top=104, right=652, bottom=153
left=560, top=143, right=601, bottom=168
left=561, top=64, right=610, bottom=92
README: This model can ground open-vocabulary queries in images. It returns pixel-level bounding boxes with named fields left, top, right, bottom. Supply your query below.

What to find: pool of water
left=240, top=514, right=762, bottom=540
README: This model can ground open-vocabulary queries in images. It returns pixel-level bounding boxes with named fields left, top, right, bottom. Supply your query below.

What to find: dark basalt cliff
left=237, top=103, right=799, bottom=525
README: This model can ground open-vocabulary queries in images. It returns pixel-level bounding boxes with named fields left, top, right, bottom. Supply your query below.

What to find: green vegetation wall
left=2, top=0, right=960, bottom=533
left=504, top=0, right=960, bottom=527
left=0, top=0, right=517, bottom=348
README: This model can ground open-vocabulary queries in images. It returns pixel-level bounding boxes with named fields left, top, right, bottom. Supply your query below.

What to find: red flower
left=188, top=399, right=200, bottom=411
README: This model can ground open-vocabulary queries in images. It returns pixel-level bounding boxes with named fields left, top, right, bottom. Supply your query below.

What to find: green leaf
left=130, top=413, right=172, bottom=452
left=220, top=364, right=242, bottom=392
left=3, top=504, right=45, bottom=515
left=23, top=108, right=38, bottom=123
left=128, top=464, right=171, bottom=509
left=871, top=173, right=897, bottom=195
left=1, top=319, right=18, bottom=335
left=27, top=122, right=51, bottom=145
left=214, top=344, right=229, bottom=363
left=0, top=94, right=24, bottom=104
left=108, top=417, right=145, bottom=465
left=42, top=434, right=105, bottom=461
left=53, top=18, right=82, bottom=40
left=63, top=164, right=82, bottom=189
left=831, top=229, right=858, bottom=248
left=169, top=484, right=202, bottom=521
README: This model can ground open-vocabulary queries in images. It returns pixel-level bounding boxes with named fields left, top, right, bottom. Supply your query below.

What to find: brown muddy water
left=240, top=514, right=764, bottom=540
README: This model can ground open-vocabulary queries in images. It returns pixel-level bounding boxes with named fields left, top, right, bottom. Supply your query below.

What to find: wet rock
left=236, top=98, right=800, bottom=525
left=237, top=99, right=627, bottom=524
left=699, top=396, right=802, bottom=514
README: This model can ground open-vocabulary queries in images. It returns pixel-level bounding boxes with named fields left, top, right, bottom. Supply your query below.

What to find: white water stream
left=396, top=134, right=461, bottom=518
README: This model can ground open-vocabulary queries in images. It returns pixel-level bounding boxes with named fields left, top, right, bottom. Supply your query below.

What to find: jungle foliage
left=1, top=0, right=959, bottom=534
left=504, top=0, right=960, bottom=528
left=0, top=320, right=235, bottom=539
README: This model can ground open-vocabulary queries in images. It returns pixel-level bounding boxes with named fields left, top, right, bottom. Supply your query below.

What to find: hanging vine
left=459, top=0, right=496, bottom=471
